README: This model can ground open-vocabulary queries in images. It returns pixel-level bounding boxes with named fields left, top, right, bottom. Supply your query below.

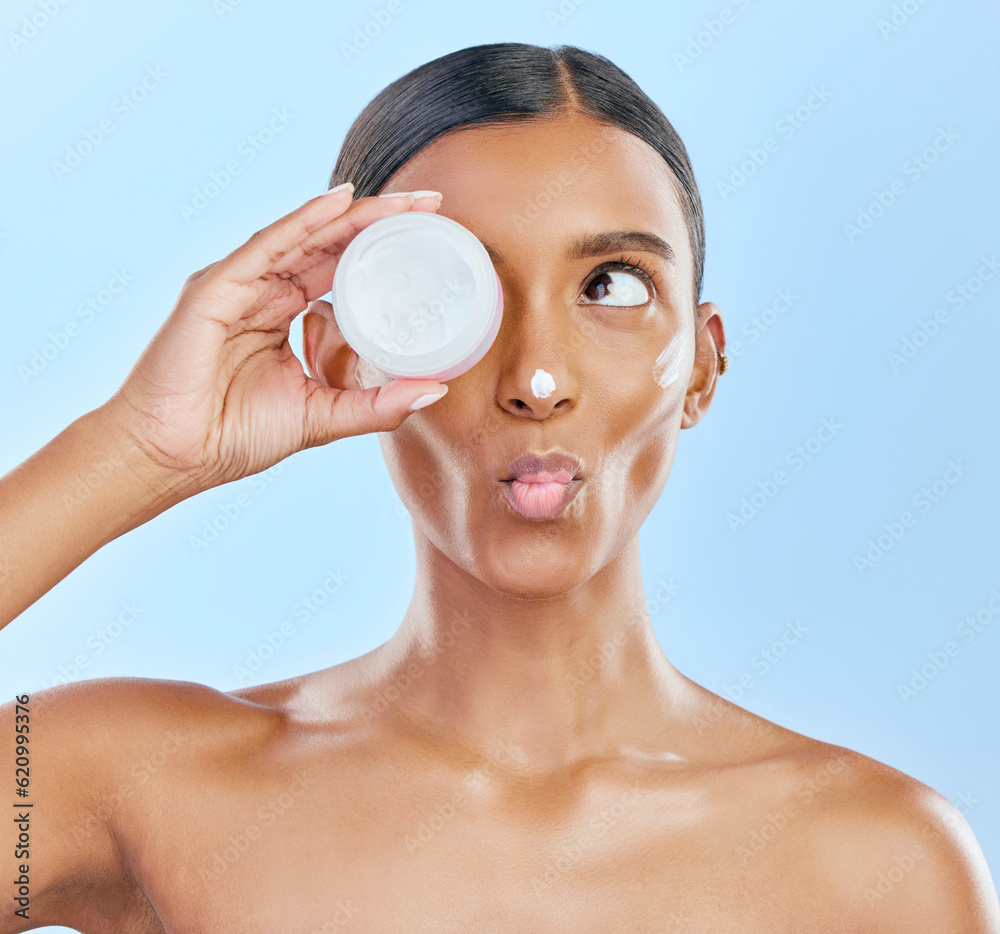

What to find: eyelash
left=583, top=255, right=659, bottom=301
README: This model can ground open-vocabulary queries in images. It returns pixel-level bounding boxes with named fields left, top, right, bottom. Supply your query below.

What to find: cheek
left=610, top=333, right=688, bottom=506
left=379, top=421, right=438, bottom=509
left=381, top=413, right=475, bottom=535
left=605, top=329, right=688, bottom=432
left=652, top=332, right=687, bottom=389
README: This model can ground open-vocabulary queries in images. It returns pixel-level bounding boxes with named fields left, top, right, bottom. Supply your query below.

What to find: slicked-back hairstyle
left=330, top=42, right=706, bottom=307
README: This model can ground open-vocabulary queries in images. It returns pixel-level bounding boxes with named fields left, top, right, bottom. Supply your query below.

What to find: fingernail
left=378, top=191, right=416, bottom=204
left=412, top=190, right=443, bottom=204
left=323, top=181, right=354, bottom=196
left=409, top=386, right=448, bottom=411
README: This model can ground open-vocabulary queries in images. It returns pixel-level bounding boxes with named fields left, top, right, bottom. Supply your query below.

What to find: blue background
left=2, top=0, right=998, bottom=927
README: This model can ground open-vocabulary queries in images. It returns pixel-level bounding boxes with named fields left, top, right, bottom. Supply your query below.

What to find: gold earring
left=718, top=351, right=728, bottom=375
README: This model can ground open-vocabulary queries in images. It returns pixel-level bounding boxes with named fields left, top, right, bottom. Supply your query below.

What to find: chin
left=479, top=541, right=594, bottom=601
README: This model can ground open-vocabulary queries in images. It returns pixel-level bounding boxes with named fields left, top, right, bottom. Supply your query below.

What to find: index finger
left=205, top=183, right=358, bottom=289
left=266, top=191, right=444, bottom=300
left=199, top=189, right=434, bottom=318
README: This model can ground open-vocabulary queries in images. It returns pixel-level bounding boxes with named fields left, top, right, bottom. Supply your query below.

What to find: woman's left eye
left=580, top=269, right=651, bottom=307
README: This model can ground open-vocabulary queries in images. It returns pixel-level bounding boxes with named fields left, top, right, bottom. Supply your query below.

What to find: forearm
left=0, top=403, right=195, bottom=629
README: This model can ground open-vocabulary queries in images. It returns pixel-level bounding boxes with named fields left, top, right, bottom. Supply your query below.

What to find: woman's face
left=351, top=112, right=723, bottom=599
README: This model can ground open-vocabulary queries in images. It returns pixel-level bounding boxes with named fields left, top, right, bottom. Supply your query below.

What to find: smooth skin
left=2, top=112, right=998, bottom=933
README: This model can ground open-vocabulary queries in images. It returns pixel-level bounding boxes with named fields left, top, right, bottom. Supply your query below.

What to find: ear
left=301, top=300, right=365, bottom=391
left=681, top=301, right=726, bottom=429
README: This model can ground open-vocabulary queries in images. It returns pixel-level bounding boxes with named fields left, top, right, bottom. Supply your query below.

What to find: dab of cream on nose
left=530, top=368, right=556, bottom=399
left=652, top=332, right=686, bottom=389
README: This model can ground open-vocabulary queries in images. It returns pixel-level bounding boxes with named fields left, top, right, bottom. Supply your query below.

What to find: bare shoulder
left=33, top=673, right=285, bottom=753
left=15, top=673, right=285, bottom=818
left=1, top=675, right=283, bottom=933
left=778, top=739, right=1000, bottom=932
left=686, top=691, right=999, bottom=931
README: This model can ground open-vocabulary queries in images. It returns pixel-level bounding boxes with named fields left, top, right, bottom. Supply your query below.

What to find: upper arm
left=1, top=675, right=272, bottom=933
left=0, top=682, right=135, bottom=932
left=0, top=676, right=226, bottom=933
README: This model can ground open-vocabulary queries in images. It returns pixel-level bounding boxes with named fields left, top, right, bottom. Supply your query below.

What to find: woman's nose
left=492, top=293, right=580, bottom=420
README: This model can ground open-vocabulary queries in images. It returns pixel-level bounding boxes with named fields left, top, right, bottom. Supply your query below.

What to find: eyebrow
left=481, top=230, right=677, bottom=267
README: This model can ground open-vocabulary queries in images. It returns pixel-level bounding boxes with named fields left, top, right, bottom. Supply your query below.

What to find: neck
left=363, top=532, right=689, bottom=775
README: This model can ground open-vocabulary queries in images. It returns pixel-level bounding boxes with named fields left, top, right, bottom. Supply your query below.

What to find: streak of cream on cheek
left=652, top=332, right=687, bottom=389
left=530, top=368, right=556, bottom=399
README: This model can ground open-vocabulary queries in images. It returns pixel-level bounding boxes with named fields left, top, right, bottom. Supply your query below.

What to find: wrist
left=85, top=400, right=202, bottom=532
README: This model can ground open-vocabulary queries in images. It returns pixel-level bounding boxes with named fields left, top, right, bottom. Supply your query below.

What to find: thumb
left=301, top=377, right=449, bottom=447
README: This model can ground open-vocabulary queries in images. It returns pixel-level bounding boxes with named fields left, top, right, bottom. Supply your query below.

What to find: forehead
left=383, top=111, right=690, bottom=277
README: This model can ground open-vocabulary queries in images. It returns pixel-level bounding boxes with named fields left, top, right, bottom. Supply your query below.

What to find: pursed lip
left=500, top=450, right=585, bottom=520
left=502, top=450, right=584, bottom=483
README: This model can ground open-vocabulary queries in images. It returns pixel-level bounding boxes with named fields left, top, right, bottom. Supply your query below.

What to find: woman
left=2, top=42, right=997, bottom=933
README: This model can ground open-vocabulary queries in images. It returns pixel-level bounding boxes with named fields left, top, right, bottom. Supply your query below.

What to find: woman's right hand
left=103, top=185, right=449, bottom=498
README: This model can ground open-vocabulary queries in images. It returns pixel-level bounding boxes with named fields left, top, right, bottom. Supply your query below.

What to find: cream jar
left=331, top=211, right=503, bottom=381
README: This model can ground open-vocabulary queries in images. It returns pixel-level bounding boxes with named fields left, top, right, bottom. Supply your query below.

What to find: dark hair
left=330, top=42, right=705, bottom=307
